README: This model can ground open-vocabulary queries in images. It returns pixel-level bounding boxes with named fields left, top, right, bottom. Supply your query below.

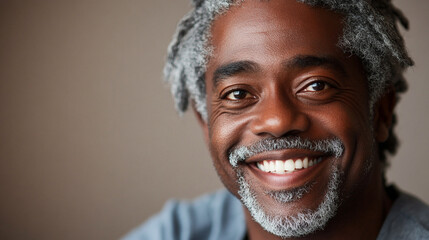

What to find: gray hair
left=237, top=165, right=342, bottom=237
left=228, top=136, right=344, bottom=167
left=163, top=0, right=413, bottom=175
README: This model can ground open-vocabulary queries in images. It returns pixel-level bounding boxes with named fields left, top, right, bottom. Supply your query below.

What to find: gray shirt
left=123, top=187, right=429, bottom=240
left=378, top=188, right=429, bottom=239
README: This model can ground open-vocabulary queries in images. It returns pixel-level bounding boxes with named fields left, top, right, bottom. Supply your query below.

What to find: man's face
left=201, top=0, right=388, bottom=237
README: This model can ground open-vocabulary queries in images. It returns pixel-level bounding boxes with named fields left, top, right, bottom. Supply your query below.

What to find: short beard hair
left=236, top=165, right=342, bottom=238
left=229, top=136, right=344, bottom=167
left=267, top=181, right=315, bottom=204
left=229, top=136, right=345, bottom=238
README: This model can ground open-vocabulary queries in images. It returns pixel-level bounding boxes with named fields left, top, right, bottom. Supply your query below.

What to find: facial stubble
left=236, top=165, right=342, bottom=238
left=230, top=137, right=344, bottom=238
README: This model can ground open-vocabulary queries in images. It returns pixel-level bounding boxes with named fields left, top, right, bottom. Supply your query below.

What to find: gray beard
left=267, top=181, right=315, bottom=204
left=236, top=165, right=342, bottom=238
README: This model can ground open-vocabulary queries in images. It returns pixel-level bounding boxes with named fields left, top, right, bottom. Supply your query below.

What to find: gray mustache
left=229, top=136, right=344, bottom=167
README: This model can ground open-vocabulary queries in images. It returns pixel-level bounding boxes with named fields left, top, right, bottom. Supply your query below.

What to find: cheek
left=309, top=98, right=375, bottom=188
left=324, top=89, right=372, bottom=139
left=308, top=91, right=371, bottom=135
left=208, top=112, right=251, bottom=163
left=207, top=109, right=255, bottom=191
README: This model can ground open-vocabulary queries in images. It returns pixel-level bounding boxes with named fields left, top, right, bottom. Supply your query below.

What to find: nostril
left=249, top=94, right=311, bottom=137
left=251, top=113, right=310, bottom=138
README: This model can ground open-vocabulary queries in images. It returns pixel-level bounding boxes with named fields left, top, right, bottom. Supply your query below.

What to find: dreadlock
left=163, top=0, right=413, bottom=181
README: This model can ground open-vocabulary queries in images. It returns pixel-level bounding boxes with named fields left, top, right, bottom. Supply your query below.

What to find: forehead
left=208, top=0, right=347, bottom=70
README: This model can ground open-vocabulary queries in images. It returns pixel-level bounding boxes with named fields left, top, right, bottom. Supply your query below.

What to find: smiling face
left=200, top=0, right=391, bottom=238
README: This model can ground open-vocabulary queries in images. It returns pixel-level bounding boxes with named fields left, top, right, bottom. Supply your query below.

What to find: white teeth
left=275, top=160, right=285, bottom=173
left=257, top=162, right=264, bottom=171
left=256, top=157, right=323, bottom=173
left=303, top=157, right=309, bottom=168
left=269, top=161, right=276, bottom=172
left=263, top=160, right=269, bottom=171
left=284, top=160, right=295, bottom=172
left=295, top=159, right=303, bottom=169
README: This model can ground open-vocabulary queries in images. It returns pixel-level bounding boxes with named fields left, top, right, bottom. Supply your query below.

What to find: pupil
left=233, top=90, right=246, bottom=99
left=312, top=82, right=325, bottom=91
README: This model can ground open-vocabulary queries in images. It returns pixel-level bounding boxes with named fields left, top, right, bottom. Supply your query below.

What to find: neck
left=244, top=168, right=392, bottom=240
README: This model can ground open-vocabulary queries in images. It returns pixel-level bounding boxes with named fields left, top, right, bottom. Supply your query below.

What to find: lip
left=244, top=153, right=331, bottom=191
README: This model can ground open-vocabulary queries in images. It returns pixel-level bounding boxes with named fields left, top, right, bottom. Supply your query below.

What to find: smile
left=256, top=157, right=323, bottom=174
left=244, top=151, right=331, bottom=190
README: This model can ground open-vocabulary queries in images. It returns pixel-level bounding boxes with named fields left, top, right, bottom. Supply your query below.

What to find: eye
left=224, top=89, right=253, bottom=100
left=303, top=81, right=329, bottom=92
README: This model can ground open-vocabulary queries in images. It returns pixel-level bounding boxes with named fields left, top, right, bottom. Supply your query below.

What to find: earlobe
left=192, top=104, right=210, bottom=146
left=374, top=88, right=396, bottom=143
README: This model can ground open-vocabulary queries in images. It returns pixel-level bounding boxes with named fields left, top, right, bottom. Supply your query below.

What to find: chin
left=236, top=164, right=343, bottom=238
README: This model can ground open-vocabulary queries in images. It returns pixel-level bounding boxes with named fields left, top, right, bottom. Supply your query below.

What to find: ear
left=373, top=88, right=396, bottom=143
left=192, top=104, right=210, bottom=146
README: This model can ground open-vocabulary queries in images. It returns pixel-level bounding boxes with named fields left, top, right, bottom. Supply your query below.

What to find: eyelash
left=302, top=81, right=330, bottom=92
left=222, top=89, right=253, bottom=101
left=218, top=79, right=335, bottom=102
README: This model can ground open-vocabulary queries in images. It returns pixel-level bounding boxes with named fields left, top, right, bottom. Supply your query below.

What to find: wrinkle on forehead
left=207, top=0, right=346, bottom=79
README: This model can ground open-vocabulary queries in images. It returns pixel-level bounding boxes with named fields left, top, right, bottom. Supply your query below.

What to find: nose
left=250, top=94, right=310, bottom=138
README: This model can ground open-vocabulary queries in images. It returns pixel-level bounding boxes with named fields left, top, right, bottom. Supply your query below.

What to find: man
left=124, top=0, right=429, bottom=239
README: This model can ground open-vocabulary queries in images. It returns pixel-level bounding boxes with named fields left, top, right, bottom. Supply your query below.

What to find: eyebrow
left=211, top=55, right=348, bottom=87
left=212, top=60, right=260, bottom=87
left=283, top=55, right=348, bottom=77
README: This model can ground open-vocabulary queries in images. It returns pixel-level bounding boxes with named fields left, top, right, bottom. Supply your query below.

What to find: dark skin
left=196, top=0, right=395, bottom=239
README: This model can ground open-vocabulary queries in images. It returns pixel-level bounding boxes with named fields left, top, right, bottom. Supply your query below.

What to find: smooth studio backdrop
left=1, top=1, right=428, bottom=239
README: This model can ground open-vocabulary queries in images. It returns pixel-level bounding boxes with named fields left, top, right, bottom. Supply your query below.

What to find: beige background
left=0, top=0, right=427, bottom=239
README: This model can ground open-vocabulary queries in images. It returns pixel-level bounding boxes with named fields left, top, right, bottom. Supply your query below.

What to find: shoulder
left=378, top=190, right=429, bottom=240
left=121, top=189, right=246, bottom=240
